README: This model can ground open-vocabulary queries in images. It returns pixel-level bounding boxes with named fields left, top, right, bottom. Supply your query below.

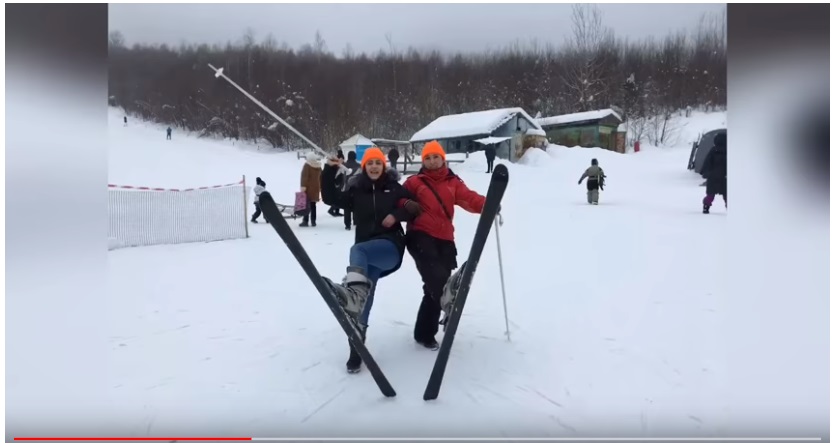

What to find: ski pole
left=494, top=213, right=510, bottom=341
left=207, top=64, right=330, bottom=159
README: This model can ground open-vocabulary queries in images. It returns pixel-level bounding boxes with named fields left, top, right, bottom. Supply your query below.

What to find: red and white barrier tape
left=108, top=179, right=245, bottom=192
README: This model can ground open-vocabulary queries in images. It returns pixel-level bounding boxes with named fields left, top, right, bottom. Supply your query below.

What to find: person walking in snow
left=250, top=177, right=268, bottom=223
left=299, top=153, right=323, bottom=227
left=700, top=132, right=727, bottom=214
left=578, top=158, right=606, bottom=205
left=402, top=141, right=489, bottom=350
left=484, top=144, right=497, bottom=173
left=337, top=151, right=361, bottom=230
left=166, top=127, right=172, bottom=140
left=321, top=156, right=344, bottom=217
left=322, top=147, right=422, bottom=373
left=388, top=147, right=400, bottom=171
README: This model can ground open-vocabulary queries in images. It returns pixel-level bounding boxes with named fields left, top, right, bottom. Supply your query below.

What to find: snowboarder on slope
left=251, top=177, right=268, bottom=223
left=322, top=147, right=422, bottom=373
left=401, top=141, right=488, bottom=350
left=701, top=132, right=727, bottom=213
left=578, top=158, right=606, bottom=205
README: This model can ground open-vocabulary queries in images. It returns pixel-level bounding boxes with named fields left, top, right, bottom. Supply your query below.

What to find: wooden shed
left=536, top=109, right=624, bottom=152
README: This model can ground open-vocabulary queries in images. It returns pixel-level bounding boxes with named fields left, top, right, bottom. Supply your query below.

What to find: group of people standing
left=307, top=141, right=489, bottom=373
left=249, top=141, right=487, bottom=373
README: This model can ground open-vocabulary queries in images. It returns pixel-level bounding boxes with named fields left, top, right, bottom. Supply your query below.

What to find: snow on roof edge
left=536, top=109, right=622, bottom=127
left=410, top=107, right=542, bottom=143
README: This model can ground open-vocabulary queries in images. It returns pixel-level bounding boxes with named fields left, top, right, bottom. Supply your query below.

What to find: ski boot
left=322, top=267, right=372, bottom=333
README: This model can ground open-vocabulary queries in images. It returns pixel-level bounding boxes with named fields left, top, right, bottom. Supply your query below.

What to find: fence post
left=242, top=174, right=249, bottom=238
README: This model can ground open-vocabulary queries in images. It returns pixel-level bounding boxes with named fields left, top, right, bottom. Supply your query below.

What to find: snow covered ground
left=63, top=106, right=807, bottom=438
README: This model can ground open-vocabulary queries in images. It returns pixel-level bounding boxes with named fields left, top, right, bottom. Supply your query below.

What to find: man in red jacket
left=401, top=140, right=487, bottom=349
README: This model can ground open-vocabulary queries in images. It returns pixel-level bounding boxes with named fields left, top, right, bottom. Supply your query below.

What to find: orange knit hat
left=361, top=147, right=387, bottom=169
left=421, top=140, right=446, bottom=161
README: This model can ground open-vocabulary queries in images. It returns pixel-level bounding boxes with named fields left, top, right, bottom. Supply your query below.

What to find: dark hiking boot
left=345, top=327, right=366, bottom=373
left=346, top=345, right=362, bottom=373
left=415, top=337, right=440, bottom=351
left=299, top=221, right=309, bottom=227
left=703, top=204, right=710, bottom=214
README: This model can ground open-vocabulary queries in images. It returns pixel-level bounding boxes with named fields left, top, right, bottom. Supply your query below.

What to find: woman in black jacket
left=323, top=147, right=422, bottom=372
left=321, top=156, right=343, bottom=216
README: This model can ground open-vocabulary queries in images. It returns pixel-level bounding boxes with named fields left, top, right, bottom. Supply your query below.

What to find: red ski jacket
left=400, top=166, right=486, bottom=242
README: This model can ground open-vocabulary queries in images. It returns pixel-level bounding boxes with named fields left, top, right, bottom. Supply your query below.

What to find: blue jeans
left=349, top=238, right=400, bottom=327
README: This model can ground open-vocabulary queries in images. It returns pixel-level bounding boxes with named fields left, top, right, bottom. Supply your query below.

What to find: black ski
left=257, top=191, right=397, bottom=398
left=423, top=164, right=509, bottom=401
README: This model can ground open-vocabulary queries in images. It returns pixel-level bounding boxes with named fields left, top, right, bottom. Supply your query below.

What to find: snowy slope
left=102, top=108, right=734, bottom=437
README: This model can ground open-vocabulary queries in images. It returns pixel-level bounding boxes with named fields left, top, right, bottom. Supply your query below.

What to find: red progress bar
left=14, top=438, right=252, bottom=441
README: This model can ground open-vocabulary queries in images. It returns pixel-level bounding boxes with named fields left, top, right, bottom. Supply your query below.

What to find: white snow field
left=105, top=107, right=736, bottom=438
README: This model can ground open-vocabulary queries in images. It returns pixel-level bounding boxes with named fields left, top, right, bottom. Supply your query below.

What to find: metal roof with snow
left=536, top=109, right=622, bottom=128
left=474, top=136, right=511, bottom=145
left=339, top=133, right=374, bottom=149
left=410, top=107, right=542, bottom=143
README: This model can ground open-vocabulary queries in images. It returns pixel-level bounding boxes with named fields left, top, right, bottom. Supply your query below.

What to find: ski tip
left=492, top=164, right=509, bottom=181
left=423, top=392, right=438, bottom=401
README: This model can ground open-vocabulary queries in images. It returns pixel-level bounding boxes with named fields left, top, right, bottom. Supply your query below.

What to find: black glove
left=404, top=199, right=422, bottom=216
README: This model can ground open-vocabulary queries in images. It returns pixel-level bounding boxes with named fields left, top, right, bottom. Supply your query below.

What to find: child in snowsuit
left=701, top=132, right=727, bottom=214
left=251, top=177, right=268, bottom=223
left=578, top=158, right=606, bottom=205
left=322, top=147, right=422, bottom=373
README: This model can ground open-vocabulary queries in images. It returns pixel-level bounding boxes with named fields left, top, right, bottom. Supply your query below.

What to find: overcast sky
left=109, top=3, right=725, bottom=55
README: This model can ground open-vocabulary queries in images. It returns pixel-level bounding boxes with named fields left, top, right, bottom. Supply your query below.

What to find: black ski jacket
left=338, top=169, right=417, bottom=277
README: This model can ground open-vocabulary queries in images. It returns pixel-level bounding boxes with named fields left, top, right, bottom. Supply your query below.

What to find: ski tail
left=258, top=191, right=397, bottom=398
left=423, top=164, right=509, bottom=401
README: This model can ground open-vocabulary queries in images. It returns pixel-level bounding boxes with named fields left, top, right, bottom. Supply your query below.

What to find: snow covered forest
left=108, top=6, right=726, bottom=149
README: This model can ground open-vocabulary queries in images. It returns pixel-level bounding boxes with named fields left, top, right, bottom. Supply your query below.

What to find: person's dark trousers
left=407, top=231, right=458, bottom=343
left=391, top=159, right=398, bottom=171
left=301, top=201, right=317, bottom=226
left=343, top=209, right=352, bottom=229
left=251, top=202, right=268, bottom=222
left=486, top=158, right=494, bottom=173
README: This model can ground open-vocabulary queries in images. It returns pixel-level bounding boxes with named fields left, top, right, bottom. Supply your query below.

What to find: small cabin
left=536, top=109, right=624, bottom=152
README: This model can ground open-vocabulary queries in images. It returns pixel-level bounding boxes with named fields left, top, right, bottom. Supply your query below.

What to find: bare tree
left=561, top=4, right=614, bottom=111
left=108, top=22, right=725, bottom=150
left=108, top=30, right=125, bottom=49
